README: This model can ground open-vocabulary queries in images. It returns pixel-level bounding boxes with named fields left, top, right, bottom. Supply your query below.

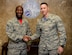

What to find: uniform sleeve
left=30, top=22, right=41, bottom=40
left=6, top=21, right=23, bottom=43
left=26, top=22, right=32, bottom=45
left=26, top=22, right=32, bottom=36
left=56, top=16, right=67, bottom=47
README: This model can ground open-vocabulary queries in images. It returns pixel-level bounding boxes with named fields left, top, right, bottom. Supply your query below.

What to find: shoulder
left=7, top=17, right=16, bottom=25
left=22, top=18, right=29, bottom=25
left=37, top=19, right=42, bottom=24
left=48, top=13, right=62, bottom=21
left=24, top=19, right=28, bottom=23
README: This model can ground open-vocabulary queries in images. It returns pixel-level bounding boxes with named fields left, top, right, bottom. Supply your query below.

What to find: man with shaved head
left=6, top=5, right=31, bottom=55
left=24, top=2, right=67, bottom=55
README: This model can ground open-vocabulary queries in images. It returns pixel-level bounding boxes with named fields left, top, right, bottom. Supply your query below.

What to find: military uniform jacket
left=30, top=14, right=67, bottom=50
left=6, top=17, right=31, bottom=49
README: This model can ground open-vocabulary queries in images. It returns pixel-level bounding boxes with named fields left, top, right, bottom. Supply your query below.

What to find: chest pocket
left=42, top=20, right=56, bottom=31
left=13, top=24, right=27, bottom=34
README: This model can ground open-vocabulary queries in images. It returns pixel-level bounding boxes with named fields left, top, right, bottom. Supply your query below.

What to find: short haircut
left=40, top=2, right=48, bottom=7
left=15, top=5, right=23, bottom=12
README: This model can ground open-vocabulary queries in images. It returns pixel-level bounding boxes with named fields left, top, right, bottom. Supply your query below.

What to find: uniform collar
left=14, top=16, right=25, bottom=25
left=41, top=17, right=50, bottom=22
left=41, top=13, right=52, bottom=22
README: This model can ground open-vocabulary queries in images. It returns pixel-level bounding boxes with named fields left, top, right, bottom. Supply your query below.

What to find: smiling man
left=6, top=5, right=31, bottom=55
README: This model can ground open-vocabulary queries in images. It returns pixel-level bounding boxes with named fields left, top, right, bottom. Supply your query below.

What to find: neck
left=16, top=16, right=22, bottom=20
left=43, top=13, right=49, bottom=18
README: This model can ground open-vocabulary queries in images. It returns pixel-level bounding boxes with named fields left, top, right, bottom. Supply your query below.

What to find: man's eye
left=41, top=8, right=42, bottom=9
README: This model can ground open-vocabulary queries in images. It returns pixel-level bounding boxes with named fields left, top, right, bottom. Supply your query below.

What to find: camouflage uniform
left=30, top=14, right=67, bottom=55
left=6, top=17, right=31, bottom=55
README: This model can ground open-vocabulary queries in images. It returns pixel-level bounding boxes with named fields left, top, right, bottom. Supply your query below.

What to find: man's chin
left=16, top=16, right=22, bottom=19
left=41, top=12, right=45, bottom=15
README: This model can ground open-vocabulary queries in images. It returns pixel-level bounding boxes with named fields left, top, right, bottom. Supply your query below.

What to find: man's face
left=40, top=4, right=49, bottom=16
left=16, top=6, right=23, bottom=18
